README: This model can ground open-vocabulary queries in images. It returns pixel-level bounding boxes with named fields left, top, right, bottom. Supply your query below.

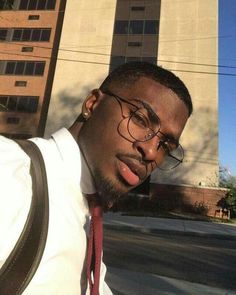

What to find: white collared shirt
left=0, top=128, right=112, bottom=295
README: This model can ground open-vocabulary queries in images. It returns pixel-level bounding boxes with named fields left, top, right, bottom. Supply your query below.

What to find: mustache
left=116, top=153, right=156, bottom=171
left=116, top=152, right=143, bottom=163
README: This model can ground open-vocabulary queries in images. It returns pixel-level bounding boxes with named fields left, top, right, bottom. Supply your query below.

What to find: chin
left=93, top=168, right=130, bottom=206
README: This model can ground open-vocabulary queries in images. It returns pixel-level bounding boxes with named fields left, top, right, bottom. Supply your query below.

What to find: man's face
left=78, top=77, right=189, bottom=205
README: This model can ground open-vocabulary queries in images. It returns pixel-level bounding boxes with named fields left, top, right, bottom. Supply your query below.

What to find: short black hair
left=100, top=62, right=193, bottom=116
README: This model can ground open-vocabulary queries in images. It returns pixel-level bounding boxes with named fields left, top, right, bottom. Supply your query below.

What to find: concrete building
left=0, top=0, right=222, bottom=213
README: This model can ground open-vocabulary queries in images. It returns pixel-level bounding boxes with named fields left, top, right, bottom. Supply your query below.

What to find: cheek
left=88, top=114, right=122, bottom=156
left=117, top=117, right=139, bottom=143
left=96, top=107, right=130, bottom=145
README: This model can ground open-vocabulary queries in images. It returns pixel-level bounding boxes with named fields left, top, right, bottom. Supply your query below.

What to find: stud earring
left=83, top=111, right=90, bottom=119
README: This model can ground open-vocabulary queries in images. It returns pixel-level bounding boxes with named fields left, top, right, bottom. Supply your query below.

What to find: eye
left=159, top=140, right=178, bottom=154
left=130, top=110, right=149, bottom=128
left=159, top=141, right=171, bottom=154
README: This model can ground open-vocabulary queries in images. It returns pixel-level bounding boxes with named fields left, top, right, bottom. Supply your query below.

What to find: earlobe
left=82, top=89, right=103, bottom=119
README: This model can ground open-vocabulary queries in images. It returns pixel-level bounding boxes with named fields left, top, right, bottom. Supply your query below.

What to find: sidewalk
left=104, top=212, right=236, bottom=240
left=104, top=212, right=236, bottom=295
left=106, top=267, right=236, bottom=295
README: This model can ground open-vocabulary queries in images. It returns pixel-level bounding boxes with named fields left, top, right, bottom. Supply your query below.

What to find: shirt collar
left=51, top=128, right=96, bottom=194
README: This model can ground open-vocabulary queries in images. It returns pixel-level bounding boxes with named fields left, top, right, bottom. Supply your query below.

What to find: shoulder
left=0, top=135, right=29, bottom=160
left=0, top=136, right=31, bottom=179
left=0, top=136, right=32, bottom=265
left=0, top=135, right=32, bottom=208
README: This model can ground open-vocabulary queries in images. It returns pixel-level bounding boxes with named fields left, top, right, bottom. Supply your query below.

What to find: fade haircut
left=100, top=62, right=193, bottom=116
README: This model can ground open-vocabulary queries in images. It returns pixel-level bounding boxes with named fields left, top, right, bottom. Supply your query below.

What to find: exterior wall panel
left=151, top=0, right=219, bottom=187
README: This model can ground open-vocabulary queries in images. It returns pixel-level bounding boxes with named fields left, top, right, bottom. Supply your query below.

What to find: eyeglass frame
left=101, top=89, right=184, bottom=169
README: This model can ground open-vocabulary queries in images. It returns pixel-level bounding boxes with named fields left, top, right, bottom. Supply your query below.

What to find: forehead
left=111, top=76, right=189, bottom=139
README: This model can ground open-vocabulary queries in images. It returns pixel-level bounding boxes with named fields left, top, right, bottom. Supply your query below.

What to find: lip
left=117, top=155, right=147, bottom=186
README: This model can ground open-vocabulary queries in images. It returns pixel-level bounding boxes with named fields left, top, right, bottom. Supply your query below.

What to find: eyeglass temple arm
left=168, top=153, right=183, bottom=162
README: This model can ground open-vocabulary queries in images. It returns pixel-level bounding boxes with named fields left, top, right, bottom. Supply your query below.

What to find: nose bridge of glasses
left=152, top=133, right=167, bottom=155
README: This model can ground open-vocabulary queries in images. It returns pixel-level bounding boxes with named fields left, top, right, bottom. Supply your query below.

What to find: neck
left=68, top=114, right=85, bottom=143
left=83, top=193, right=102, bottom=212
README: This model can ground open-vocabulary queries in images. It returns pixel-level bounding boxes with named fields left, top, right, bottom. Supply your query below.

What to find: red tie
left=87, top=205, right=103, bottom=295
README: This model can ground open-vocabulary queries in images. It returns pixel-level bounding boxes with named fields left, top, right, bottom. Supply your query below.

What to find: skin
left=69, top=77, right=189, bottom=207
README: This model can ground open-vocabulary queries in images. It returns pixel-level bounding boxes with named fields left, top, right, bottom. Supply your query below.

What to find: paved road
left=103, top=227, right=236, bottom=292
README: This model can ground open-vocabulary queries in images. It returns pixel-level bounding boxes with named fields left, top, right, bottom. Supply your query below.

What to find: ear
left=82, top=89, right=103, bottom=119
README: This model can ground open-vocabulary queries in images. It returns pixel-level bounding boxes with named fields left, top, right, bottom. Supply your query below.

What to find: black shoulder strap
left=0, top=140, right=49, bottom=295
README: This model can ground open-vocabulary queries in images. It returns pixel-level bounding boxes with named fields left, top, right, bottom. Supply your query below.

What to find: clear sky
left=219, top=0, right=236, bottom=176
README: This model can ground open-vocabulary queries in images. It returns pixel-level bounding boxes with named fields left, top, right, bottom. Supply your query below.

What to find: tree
left=219, top=166, right=236, bottom=217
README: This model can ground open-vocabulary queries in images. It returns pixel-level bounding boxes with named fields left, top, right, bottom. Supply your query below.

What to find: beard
left=93, top=167, right=129, bottom=209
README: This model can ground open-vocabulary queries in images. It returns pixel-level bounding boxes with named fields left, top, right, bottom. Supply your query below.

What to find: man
left=0, top=62, right=192, bottom=294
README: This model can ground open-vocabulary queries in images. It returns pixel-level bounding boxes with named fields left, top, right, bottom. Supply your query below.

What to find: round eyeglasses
left=102, top=90, right=184, bottom=170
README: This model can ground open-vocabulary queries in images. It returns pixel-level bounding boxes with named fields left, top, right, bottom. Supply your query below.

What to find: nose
left=133, top=136, right=160, bottom=162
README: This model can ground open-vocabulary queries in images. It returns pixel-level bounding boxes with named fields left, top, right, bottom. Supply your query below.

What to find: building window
left=12, top=29, right=21, bottom=41
left=24, top=61, right=35, bottom=75
left=21, top=46, right=33, bottom=52
left=18, top=96, right=38, bottom=112
left=0, top=0, right=17, bottom=9
left=0, top=0, right=56, bottom=10
left=144, top=20, right=159, bottom=34
left=0, top=29, right=8, bottom=41
left=7, top=95, right=17, bottom=110
left=0, top=95, right=39, bottom=113
left=129, top=20, right=144, bottom=34
left=131, top=6, right=145, bottom=11
left=20, top=0, right=56, bottom=10
left=0, top=96, right=8, bottom=111
left=21, top=29, right=31, bottom=41
left=114, top=20, right=159, bottom=35
left=15, top=80, right=27, bottom=86
left=5, top=62, right=16, bottom=74
left=41, top=29, right=51, bottom=41
left=28, top=14, right=40, bottom=20
left=0, top=61, right=45, bottom=76
left=15, top=61, right=25, bottom=74
left=7, top=117, right=20, bottom=124
left=114, top=21, right=129, bottom=34
left=110, top=56, right=156, bottom=71
left=31, top=29, right=41, bottom=41
left=128, top=42, right=142, bottom=47
left=34, top=62, right=45, bottom=75
left=1, top=28, right=51, bottom=42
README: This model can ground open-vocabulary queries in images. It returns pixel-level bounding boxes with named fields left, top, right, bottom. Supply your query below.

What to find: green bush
left=225, top=184, right=236, bottom=217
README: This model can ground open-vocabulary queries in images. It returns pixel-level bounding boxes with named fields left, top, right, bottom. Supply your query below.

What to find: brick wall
left=150, top=183, right=229, bottom=217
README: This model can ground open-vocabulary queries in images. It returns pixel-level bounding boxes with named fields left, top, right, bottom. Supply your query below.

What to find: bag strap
left=0, top=140, right=49, bottom=295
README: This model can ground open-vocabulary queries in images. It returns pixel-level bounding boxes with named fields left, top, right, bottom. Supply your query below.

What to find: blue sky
left=219, top=0, right=236, bottom=176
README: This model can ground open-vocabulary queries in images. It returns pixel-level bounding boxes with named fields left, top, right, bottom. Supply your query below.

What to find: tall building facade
left=109, top=0, right=160, bottom=71
left=0, top=0, right=220, bottom=206
left=0, top=0, right=66, bottom=138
